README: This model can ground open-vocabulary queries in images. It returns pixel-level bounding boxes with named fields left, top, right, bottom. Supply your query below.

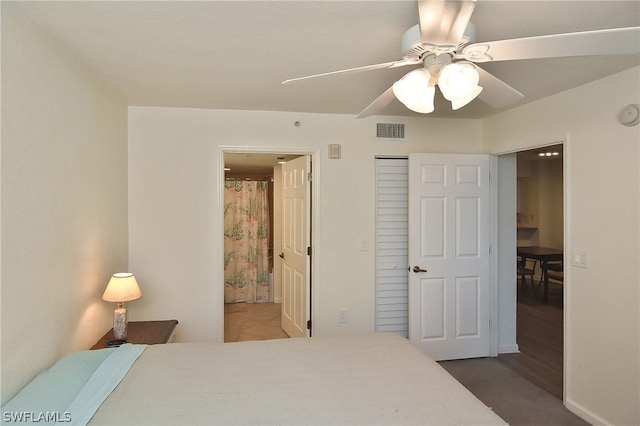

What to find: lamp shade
left=392, top=69, right=435, bottom=114
left=102, top=273, right=142, bottom=303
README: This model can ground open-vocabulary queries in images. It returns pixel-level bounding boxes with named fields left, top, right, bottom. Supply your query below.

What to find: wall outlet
left=338, top=308, right=348, bottom=323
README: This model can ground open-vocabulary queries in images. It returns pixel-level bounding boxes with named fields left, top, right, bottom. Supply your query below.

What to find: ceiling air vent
left=376, top=123, right=406, bottom=140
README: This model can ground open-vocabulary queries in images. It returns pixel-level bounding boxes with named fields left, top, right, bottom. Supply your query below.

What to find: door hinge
left=307, top=320, right=312, bottom=330
left=307, top=172, right=312, bottom=182
left=307, top=246, right=312, bottom=256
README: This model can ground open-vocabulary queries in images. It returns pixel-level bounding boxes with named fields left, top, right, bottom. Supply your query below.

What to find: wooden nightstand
left=91, top=320, right=178, bottom=349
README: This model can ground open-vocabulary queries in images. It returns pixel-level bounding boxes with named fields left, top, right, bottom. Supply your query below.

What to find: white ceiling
left=10, top=0, right=640, bottom=121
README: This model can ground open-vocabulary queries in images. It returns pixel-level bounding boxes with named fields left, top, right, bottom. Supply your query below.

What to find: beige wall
left=537, top=158, right=563, bottom=248
left=517, top=155, right=563, bottom=248
left=0, top=6, right=129, bottom=403
left=127, top=108, right=483, bottom=342
left=484, top=67, right=640, bottom=425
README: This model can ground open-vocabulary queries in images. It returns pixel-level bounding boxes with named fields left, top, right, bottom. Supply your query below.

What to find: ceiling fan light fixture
left=438, top=62, right=480, bottom=102
left=406, top=85, right=436, bottom=113
left=392, top=69, right=435, bottom=113
left=451, top=85, right=483, bottom=110
left=460, top=44, right=493, bottom=62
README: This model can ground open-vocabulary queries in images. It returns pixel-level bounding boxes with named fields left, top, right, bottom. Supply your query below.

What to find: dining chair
left=542, top=261, right=564, bottom=301
left=517, top=257, right=537, bottom=291
left=544, top=261, right=564, bottom=281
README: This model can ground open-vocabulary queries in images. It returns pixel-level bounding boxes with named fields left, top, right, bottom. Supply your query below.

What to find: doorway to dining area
left=500, top=144, right=565, bottom=399
left=516, top=144, right=564, bottom=252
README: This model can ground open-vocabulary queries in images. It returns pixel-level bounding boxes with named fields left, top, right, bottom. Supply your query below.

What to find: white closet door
left=375, top=158, right=409, bottom=337
left=408, top=153, right=492, bottom=360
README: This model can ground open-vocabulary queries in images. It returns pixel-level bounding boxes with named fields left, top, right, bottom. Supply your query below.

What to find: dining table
left=517, top=245, right=564, bottom=302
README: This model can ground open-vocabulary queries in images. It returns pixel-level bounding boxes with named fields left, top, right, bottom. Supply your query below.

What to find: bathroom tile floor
left=224, top=302, right=290, bottom=342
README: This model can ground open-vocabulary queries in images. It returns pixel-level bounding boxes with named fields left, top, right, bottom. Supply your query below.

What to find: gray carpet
left=439, top=358, right=589, bottom=426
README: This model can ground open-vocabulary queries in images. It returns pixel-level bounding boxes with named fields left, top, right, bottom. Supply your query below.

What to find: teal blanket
left=2, top=344, right=146, bottom=425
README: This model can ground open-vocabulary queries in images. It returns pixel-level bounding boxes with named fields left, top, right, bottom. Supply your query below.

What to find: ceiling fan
left=282, top=0, right=640, bottom=118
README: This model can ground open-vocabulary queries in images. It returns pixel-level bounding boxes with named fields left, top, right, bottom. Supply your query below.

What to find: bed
left=2, top=333, right=506, bottom=425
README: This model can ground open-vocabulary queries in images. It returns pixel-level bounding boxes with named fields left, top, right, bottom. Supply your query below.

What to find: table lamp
left=102, top=272, right=142, bottom=341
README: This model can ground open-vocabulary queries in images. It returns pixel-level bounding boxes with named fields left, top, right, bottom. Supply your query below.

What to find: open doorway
left=499, top=143, right=565, bottom=399
left=222, top=151, right=311, bottom=342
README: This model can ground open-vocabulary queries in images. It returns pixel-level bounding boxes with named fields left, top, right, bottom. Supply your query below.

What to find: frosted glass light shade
left=438, top=63, right=480, bottom=101
left=102, top=273, right=142, bottom=303
left=451, top=85, right=483, bottom=110
left=392, top=69, right=435, bottom=114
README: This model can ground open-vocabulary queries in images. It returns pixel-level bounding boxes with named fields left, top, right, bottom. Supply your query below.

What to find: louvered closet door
left=375, top=158, right=409, bottom=337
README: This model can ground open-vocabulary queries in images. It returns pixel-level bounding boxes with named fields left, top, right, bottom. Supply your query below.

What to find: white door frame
left=489, top=155, right=499, bottom=357
left=215, top=146, right=321, bottom=341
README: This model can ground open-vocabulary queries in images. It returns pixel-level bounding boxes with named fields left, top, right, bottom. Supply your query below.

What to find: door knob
left=279, top=253, right=285, bottom=259
left=413, top=266, right=427, bottom=273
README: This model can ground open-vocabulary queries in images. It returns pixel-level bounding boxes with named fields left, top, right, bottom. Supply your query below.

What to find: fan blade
left=472, top=27, right=640, bottom=62
left=282, top=59, right=420, bottom=85
left=476, top=67, right=524, bottom=109
left=356, top=87, right=396, bottom=119
left=418, top=0, right=476, bottom=48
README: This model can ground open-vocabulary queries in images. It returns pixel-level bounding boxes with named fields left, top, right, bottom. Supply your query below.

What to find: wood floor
left=497, top=278, right=564, bottom=399
left=225, top=281, right=564, bottom=400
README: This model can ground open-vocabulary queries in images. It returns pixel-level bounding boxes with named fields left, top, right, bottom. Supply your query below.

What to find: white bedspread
left=90, top=333, right=506, bottom=425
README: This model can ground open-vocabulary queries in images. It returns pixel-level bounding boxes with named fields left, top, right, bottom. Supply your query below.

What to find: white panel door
left=281, top=156, right=311, bottom=338
left=408, top=153, right=491, bottom=360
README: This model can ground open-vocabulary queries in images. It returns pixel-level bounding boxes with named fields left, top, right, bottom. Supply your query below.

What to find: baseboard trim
left=498, top=343, right=520, bottom=354
left=565, top=398, right=610, bottom=425
left=274, top=297, right=282, bottom=304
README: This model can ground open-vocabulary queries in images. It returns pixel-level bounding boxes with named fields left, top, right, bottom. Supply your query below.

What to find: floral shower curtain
left=224, top=180, right=270, bottom=303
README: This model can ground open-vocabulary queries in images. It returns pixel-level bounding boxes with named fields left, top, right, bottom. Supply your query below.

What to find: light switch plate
left=573, top=249, right=589, bottom=268
left=359, top=236, right=369, bottom=251
left=329, top=144, right=341, bottom=159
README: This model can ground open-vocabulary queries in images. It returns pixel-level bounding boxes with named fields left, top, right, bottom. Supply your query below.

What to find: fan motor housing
left=401, top=23, right=476, bottom=58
